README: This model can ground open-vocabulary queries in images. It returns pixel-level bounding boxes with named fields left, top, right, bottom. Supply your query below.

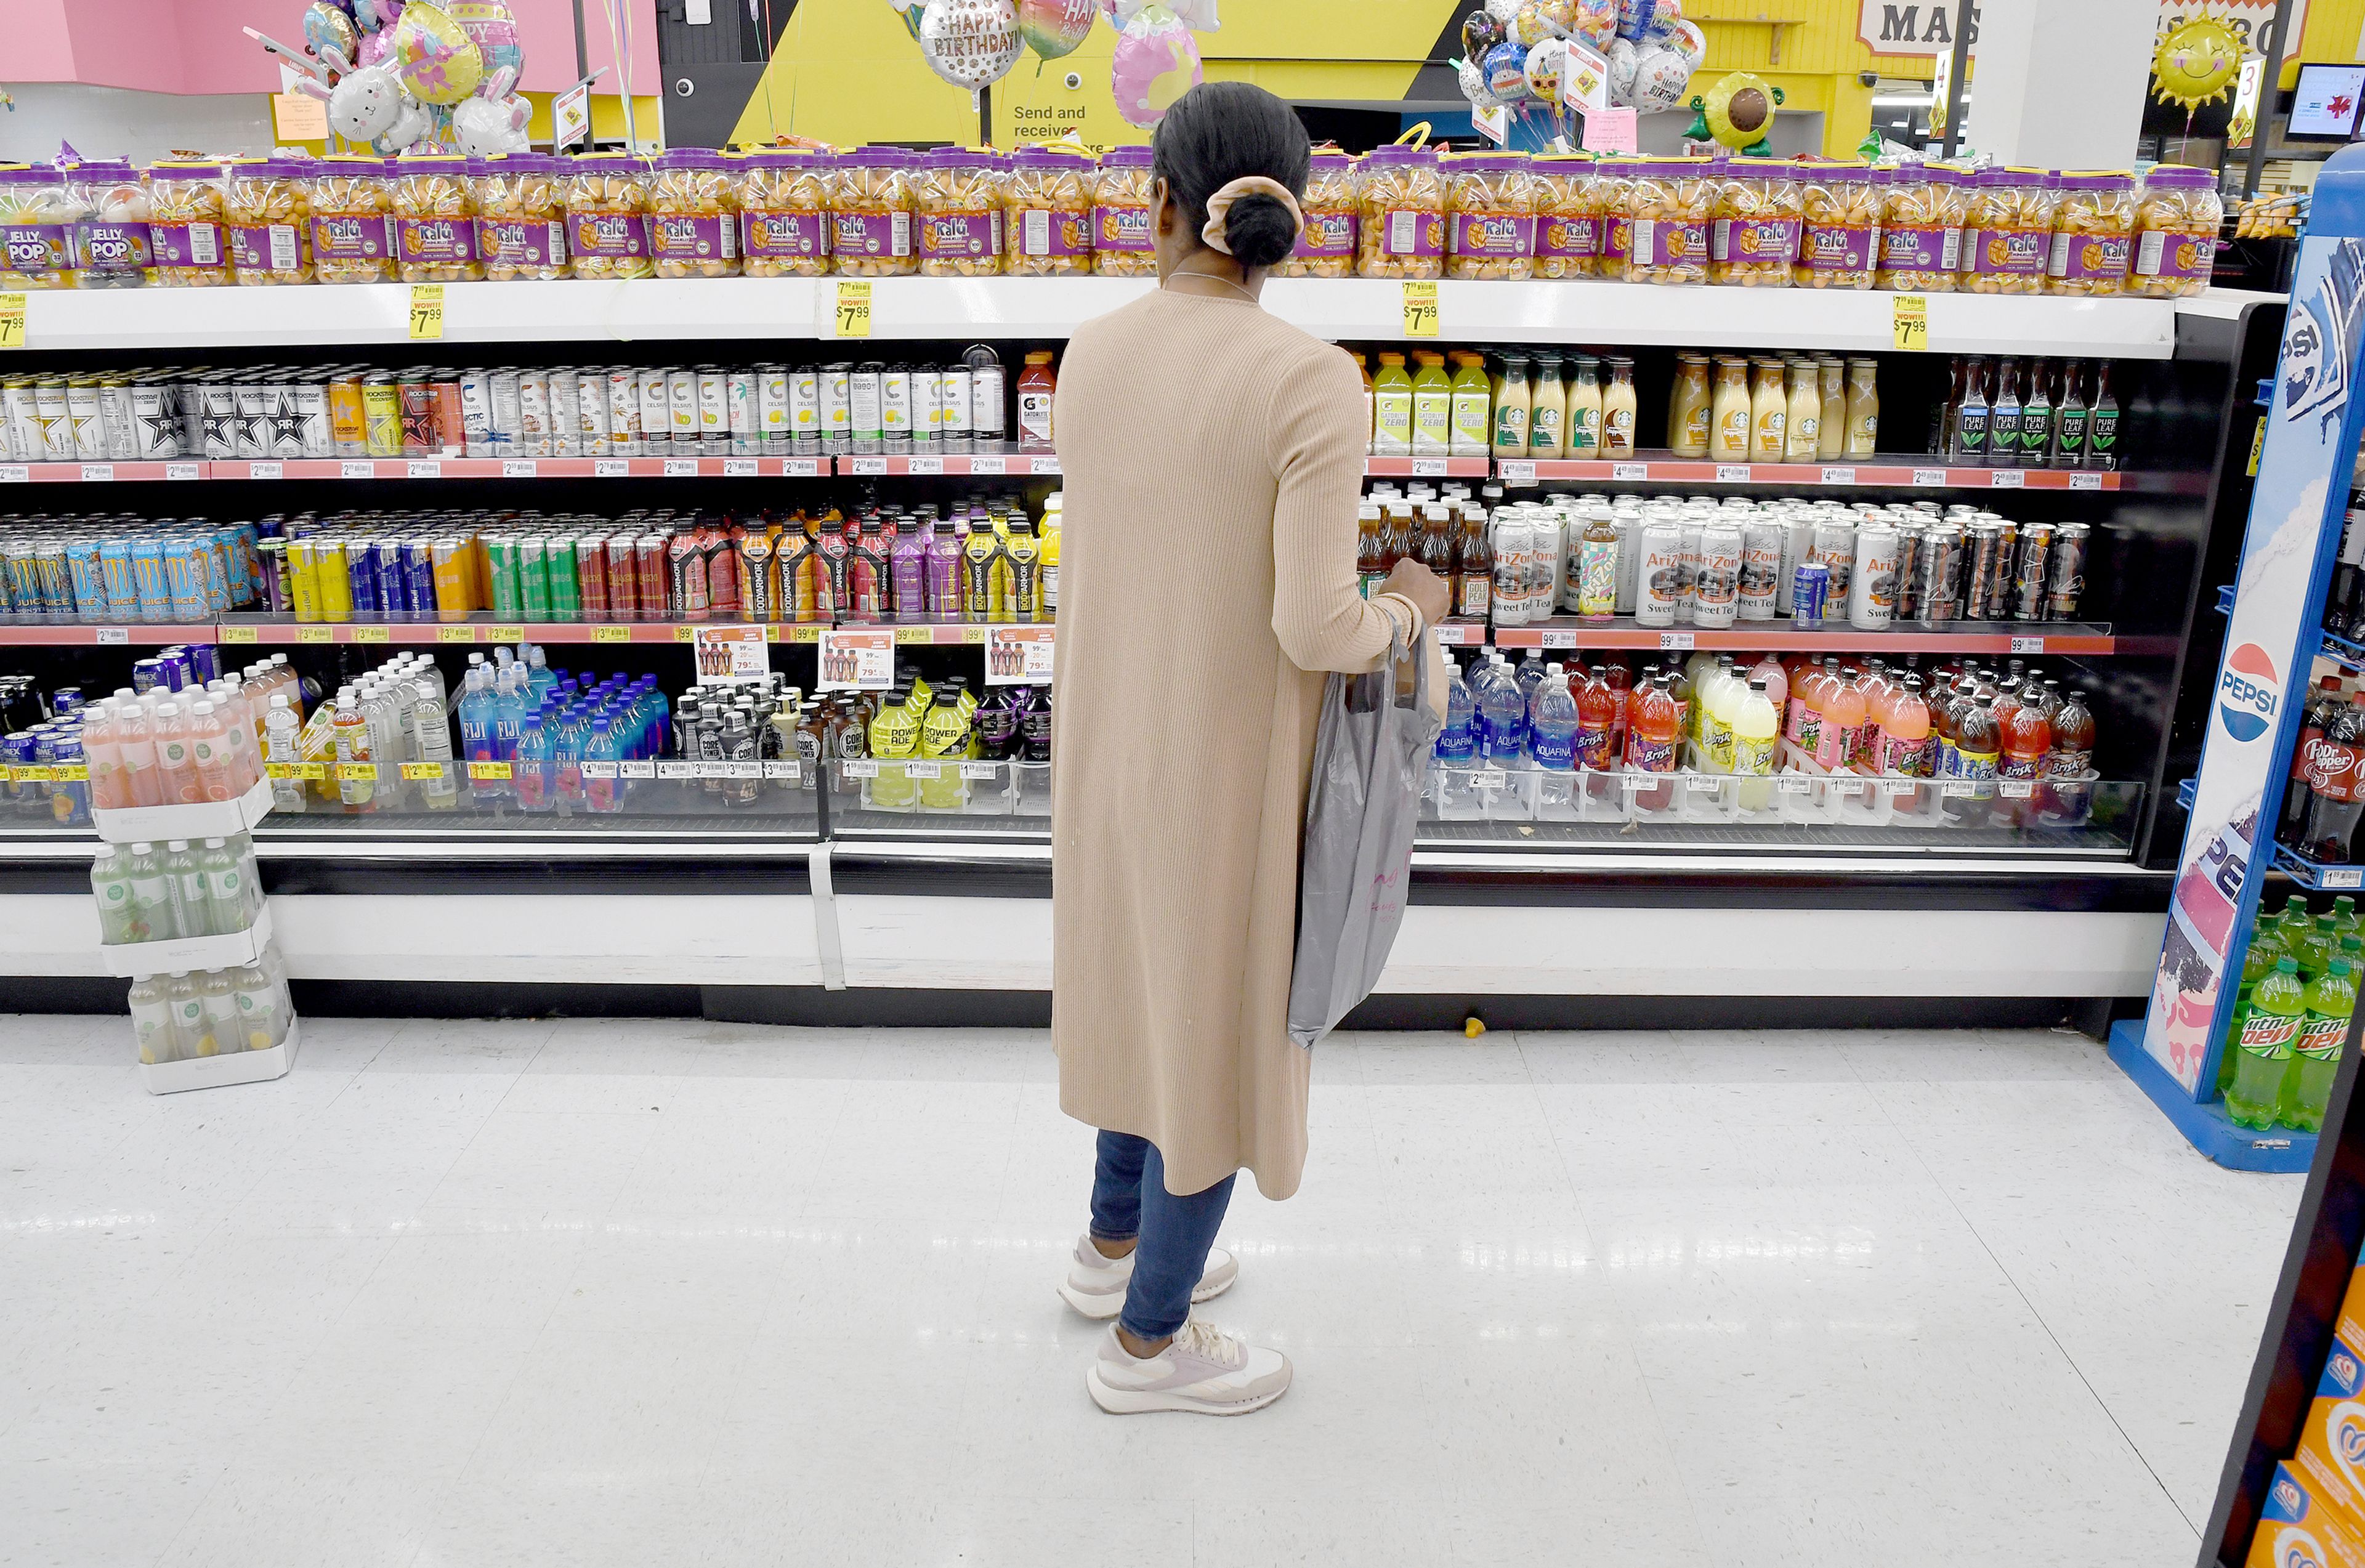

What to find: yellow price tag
left=674, top=625, right=697, bottom=643
left=265, top=762, right=299, bottom=780
left=298, top=625, right=335, bottom=644
left=220, top=624, right=260, bottom=644
left=592, top=625, right=632, bottom=643
left=961, top=627, right=987, bottom=645
left=409, top=283, right=445, bottom=341
left=468, top=761, right=513, bottom=782
left=0, top=766, right=10, bottom=783
left=336, top=762, right=379, bottom=782
left=1402, top=280, right=1439, bottom=338
left=15, top=765, right=52, bottom=783
left=54, top=763, right=88, bottom=783
left=835, top=280, right=872, bottom=337
left=438, top=624, right=477, bottom=643
left=0, top=291, right=25, bottom=350
left=1891, top=293, right=1928, bottom=352
left=763, top=624, right=780, bottom=642
left=788, top=625, right=822, bottom=644
left=486, top=624, right=523, bottom=642
left=352, top=625, right=390, bottom=644
left=894, top=628, right=932, bottom=644
left=399, top=761, right=445, bottom=781
left=295, top=762, right=328, bottom=782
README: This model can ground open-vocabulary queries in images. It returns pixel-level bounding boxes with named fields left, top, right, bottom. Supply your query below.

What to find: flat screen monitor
left=2289, top=62, right=2365, bottom=140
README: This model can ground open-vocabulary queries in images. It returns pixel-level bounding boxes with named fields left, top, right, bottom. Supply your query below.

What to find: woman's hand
left=1381, top=558, right=1451, bottom=629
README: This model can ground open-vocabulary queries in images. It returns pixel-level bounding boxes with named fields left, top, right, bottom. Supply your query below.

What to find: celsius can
left=1848, top=522, right=1900, bottom=630
left=1634, top=520, right=1684, bottom=629
left=2047, top=522, right=2089, bottom=620
left=727, top=370, right=759, bottom=455
left=1792, top=561, right=1829, bottom=629
left=695, top=369, right=729, bottom=448
left=637, top=368, right=673, bottom=455
left=939, top=365, right=972, bottom=448
left=910, top=370, right=942, bottom=446
left=2011, top=521, right=2053, bottom=621
left=605, top=368, right=642, bottom=456
left=546, top=369, right=581, bottom=458
left=1694, top=523, right=1742, bottom=629
left=458, top=369, right=495, bottom=456
left=790, top=367, right=821, bottom=454
left=758, top=365, right=791, bottom=450
left=820, top=363, right=853, bottom=451
left=488, top=370, right=524, bottom=455
left=880, top=365, right=912, bottom=445
left=578, top=373, right=613, bottom=456
left=516, top=371, right=553, bottom=458
left=1737, top=520, right=1782, bottom=620
left=667, top=369, right=700, bottom=450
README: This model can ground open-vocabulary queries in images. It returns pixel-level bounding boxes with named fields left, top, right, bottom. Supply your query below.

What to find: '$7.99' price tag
left=835, top=280, right=871, bottom=337
left=1402, top=280, right=1439, bottom=337
left=408, top=283, right=445, bottom=341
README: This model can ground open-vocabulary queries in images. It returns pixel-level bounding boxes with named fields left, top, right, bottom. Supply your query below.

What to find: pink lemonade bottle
left=188, top=700, right=238, bottom=803
left=1814, top=669, right=1865, bottom=772
left=152, top=702, right=201, bottom=804
left=117, top=700, right=163, bottom=807
left=83, top=703, right=126, bottom=810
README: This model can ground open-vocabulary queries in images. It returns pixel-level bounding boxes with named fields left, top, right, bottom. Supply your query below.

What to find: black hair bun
left=1224, top=193, right=1298, bottom=270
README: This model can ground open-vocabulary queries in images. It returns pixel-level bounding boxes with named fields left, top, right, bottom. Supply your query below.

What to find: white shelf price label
left=784, top=457, right=820, bottom=477
left=849, top=456, right=887, bottom=475
left=1540, top=629, right=1577, bottom=649
left=969, top=455, right=1006, bottom=475
left=1715, top=464, right=1751, bottom=483
left=0, top=464, right=25, bottom=483
left=960, top=761, right=998, bottom=780
left=1498, top=460, right=1536, bottom=485
left=1989, top=468, right=2024, bottom=488
left=723, top=762, right=762, bottom=779
left=663, top=458, right=698, bottom=477
left=657, top=760, right=695, bottom=780
left=2000, top=779, right=2035, bottom=799
left=342, top=459, right=376, bottom=479
left=844, top=759, right=879, bottom=779
left=906, top=761, right=944, bottom=779
left=81, top=463, right=113, bottom=482
left=2069, top=471, right=2103, bottom=491
left=1882, top=778, right=1918, bottom=796
left=1411, top=457, right=1448, bottom=477
left=1942, top=780, right=1979, bottom=798
left=95, top=626, right=129, bottom=644
left=1779, top=776, right=1814, bottom=794
left=1912, top=467, right=1946, bottom=486
left=762, top=761, right=802, bottom=780
left=1030, top=456, right=1062, bottom=475
left=1474, top=769, right=1510, bottom=791
left=503, top=459, right=538, bottom=478
left=249, top=461, right=283, bottom=479
left=618, top=759, right=655, bottom=779
left=580, top=761, right=619, bottom=779
left=408, top=459, right=442, bottom=479
left=1612, top=463, right=1649, bottom=481
left=2326, top=868, right=2365, bottom=890
left=2010, top=636, right=2044, bottom=654
left=1821, top=466, right=1856, bottom=484
left=1659, top=631, right=1696, bottom=651
left=907, top=456, right=944, bottom=475
left=594, top=458, right=630, bottom=477
left=165, top=462, right=200, bottom=480
left=723, top=458, right=758, bottom=477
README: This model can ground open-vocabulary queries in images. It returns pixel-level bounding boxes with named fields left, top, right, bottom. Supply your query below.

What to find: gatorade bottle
left=2226, top=958, right=2306, bottom=1129
left=1371, top=352, right=1413, bottom=456
left=2288, top=958, right=2358, bottom=1133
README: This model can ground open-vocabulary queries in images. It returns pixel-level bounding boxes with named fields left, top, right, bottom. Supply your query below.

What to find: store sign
left=692, top=623, right=770, bottom=685
left=817, top=628, right=894, bottom=691
left=985, top=626, right=1056, bottom=686
left=1858, top=1, right=1979, bottom=56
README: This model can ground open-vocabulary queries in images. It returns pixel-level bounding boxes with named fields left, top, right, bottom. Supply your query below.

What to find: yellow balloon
left=389, top=1, right=485, bottom=105
left=2151, top=15, right=2241, bottom=112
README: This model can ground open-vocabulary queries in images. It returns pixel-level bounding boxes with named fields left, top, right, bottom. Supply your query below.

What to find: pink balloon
left=1110, top=7, right=1200, bottom=127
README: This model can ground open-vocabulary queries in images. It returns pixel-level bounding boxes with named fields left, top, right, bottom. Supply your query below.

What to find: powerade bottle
left=2226, top=958, right=2306, bottom=1129
left=2288, top=958, right=2358, bottom=1133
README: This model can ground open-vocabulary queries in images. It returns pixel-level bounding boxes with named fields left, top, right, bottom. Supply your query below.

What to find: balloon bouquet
left=1456, top=0, right=1704, bottom=137
left=895, top=0, right=1219, bottom=128
left=257, top=0, right=533, bottom=156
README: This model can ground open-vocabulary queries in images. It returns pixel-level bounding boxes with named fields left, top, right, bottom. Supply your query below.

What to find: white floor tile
left=0, top=1012, right=2304, bottom=1566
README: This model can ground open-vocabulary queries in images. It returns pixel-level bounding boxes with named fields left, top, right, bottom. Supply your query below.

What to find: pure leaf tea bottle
left=2018, top=358, right=2055, bottom=464
left=2051, top=360, right=2090, bottom=468
left=2087, top=362, right=2119, bottom=471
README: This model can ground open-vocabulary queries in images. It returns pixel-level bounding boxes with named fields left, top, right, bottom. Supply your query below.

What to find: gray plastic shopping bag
left=1288, top=626, right=1443, bottom=1048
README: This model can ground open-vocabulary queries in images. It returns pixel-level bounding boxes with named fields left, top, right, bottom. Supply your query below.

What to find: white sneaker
left=1086, top=1319, right=1293, bottom=1415
left=1054, top=1232, right=1238, bottom=1320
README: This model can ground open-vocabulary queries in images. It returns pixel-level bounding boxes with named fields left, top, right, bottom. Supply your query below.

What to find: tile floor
left=0, top=1015, right=2305, bottom=1568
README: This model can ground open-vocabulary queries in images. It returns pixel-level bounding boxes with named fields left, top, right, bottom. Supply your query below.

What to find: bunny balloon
left=453, top=66, right=531, bottom=155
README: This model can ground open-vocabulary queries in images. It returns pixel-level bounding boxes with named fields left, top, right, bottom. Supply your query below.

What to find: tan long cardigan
left=1049, top=289, right=1420, bottom=1200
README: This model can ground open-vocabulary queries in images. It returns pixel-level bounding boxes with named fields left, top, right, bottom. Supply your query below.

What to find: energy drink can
left=516, top=372, right=552, bottom=458
left=458, top=369, right=495, bottom=456
left=577, top=533, right=611, bottom=621
left=879, top=364, right=912, bottom=446
left=127, top=381, right=176, bottom=460
left=483, top=535, right=521, bottom=619
left=283, top=539, right=319, bottom=622
left=1986, top=520, right=2018, bottom=616
left=362, top=373, right=403, bottom=456
left=2011, top=521, right=2053, bottom=621
left=2046, top=522, right=2089, bottom=620
left=1962, top=521, right=2000, bottom=620
left=728, top=370, right=759, bottom=455
left=820, top=363, right=852, bottom=451
left=403, top=539, right=437, bottom=618
left=634, top=535, right=668, bottom=619
left=97, top=379, right=138, bottom=460
left=65, top=379, right=104, bottom=459
left=63, top=541, right=102, bottom=616
left=425, top=376, right=464, bottom=458
left=546, top=370, right=581, bottom=458
left=379, top=536, right=413, bottom=618
left=1891, top=522, right=1922, bottom=620
left=849, top=363, right=883, bottom=451
left=544, top=536, right=580, bottom=620
left=3, top=380, right=42, bottom=463
left=606, top=535, right=639, bottom=620
left=606, top=368, right=641, bottom=456
left=488, top=369, right=524, bottom=454
left=162, top=540, right=206, bottom=620
left=396, top=374, right=435, bottom=455
left=910, top=370, right=941, bottom=446
left=344, top=538, right=381, bottom=619
left=99, top=538, right=135, bottom=618
left=131, top=538, right=170, bottom=621
left=758, top=365, right=791, bottom=450
left=1791, top=561, right=1829, bottom=629
left=939, top=365, right=972, bottom=450
left=788, top=368, right=821, bottom=455
left=432, top=538, right=470, bottom=620
left=229, top=378, right=271, bottom=458
left=325, top=373, right=368, bottom=456
left=578, top=371, right=613, bottom=456
left=34, top=381, right=73, bottom=460
left=637, top=368, right=672, bottom=455
left=668, top=369, right=700, bottom=451
left=1915, top=522, right=1962, bottom=623
left=293, top=381, right=332, bottom=458
left=696, top=368, right=729, bottom=448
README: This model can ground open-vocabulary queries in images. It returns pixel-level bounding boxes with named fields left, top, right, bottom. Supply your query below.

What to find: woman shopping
left=1048, top=82, right=1451, bottom=1416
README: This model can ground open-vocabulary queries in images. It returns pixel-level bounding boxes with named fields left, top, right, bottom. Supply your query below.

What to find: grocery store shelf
left=2273, top=843, right=2365, bottom=891
left=2, top=275, right=2183, bottom=358
left=1497, top=453, right=2122, bottom=491
left=0, top=621, right=215, bottom=646
left=842, top=451, right=1062, bottom=477
left=2321, top=629, right=2365, bottom=670
left=1365, top=456, right=1494, bottom=478
left=9, top=278, right=825, bottom=351
left=209, top=456, right=828, bottom=481
left=213, top=615, right=828, bottom=647
left=1486, top=615, right=2117, bottom=655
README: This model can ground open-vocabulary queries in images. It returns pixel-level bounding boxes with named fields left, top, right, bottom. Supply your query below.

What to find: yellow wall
left=2289, top=0, right=2365, bottom=84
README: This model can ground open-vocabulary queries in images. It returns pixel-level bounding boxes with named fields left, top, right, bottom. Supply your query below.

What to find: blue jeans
left=1088, top=1130, right=1236, bottom=1341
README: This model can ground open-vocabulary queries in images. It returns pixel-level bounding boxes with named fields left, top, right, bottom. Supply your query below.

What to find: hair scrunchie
left=1200, top=176, right=1304, bottom=256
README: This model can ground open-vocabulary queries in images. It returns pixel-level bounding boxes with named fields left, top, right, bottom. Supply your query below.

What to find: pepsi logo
left=2221, top=643, right=2282, bottom=742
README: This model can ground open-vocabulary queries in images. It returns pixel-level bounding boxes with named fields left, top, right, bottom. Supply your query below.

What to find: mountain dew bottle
left=2287, top=958, right=2359, bottom=1134
left=2295, top=916, right=2339, bottom=984
left=2335, top=895, right=2361, bottom=944
left=2275, top=896, right=2314, bottom=953
left=2223, top=936, right=2288, bottom=1093
left=2226, top=958, right=2306, bottom=1130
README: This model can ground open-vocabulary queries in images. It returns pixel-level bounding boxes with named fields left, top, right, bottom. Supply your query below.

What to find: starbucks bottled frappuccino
left=1490, top=354, right=1532, bottom=458
left=1666, top=350, right=1712, bottom=459
left=1567, top=354, right=1606, bottom=456
left=1528, top=355, right=1567, bottom=459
